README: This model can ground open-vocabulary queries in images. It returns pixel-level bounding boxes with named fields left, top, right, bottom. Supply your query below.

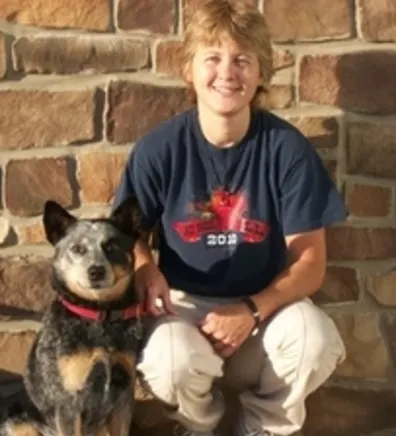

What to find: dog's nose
left=88, top=265, right=106, bottom=282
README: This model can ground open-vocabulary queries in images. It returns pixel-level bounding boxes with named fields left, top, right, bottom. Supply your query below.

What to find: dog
left=0, top=195, right=145, bottom=436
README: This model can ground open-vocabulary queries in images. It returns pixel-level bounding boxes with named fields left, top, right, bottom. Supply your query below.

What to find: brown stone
left=345, top=183, right=391, bottom=217
left=358, top=0, right=396, bottom=42
left=273, top=48, right=294, bottom=70
left=13, top=35, right=149, bottom=74
left=313, top=266, right=359, bottom=305
left=0, top=90, right=96, bottom=150
left=304, top=386, right=396, bottom=436
left=288, top=116, right=338, bottom=148
left=0, top=332, right=36, bottom=375
left=78, top=151, right=129, bottom=204
left=332, top=312, right=388, bottom=379
left=155, top=39, right=183, bottom=77
left=264, top=0, right=352, bottom=42
left=0, top=257, right=52, bottom=313
left=381, top=314, right=396, bottom=368
left=0, top=0, right=110, bottom=30
left=0, top=33, right=6, bottom=78
left=16, top=221, right=46, bottom=245
left=117, top=0, right=175, bottom=34
left=346, top=120, right=396, bottom=178
left=106, top=81, right=191, bottom=144
left=5, top=157, right=75, bottom=217
left=366, top=269, right=396, bottom=307
left=262, top=84, right=294, bottom=109
left=300, top=51, right=396, bottom=114
left=326, top=227, right=396, bottom=261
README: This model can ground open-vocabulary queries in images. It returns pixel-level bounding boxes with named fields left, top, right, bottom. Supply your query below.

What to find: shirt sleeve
left=278, top=133, right=348, bottom=236
left=112, top=143, right=163, bottom=230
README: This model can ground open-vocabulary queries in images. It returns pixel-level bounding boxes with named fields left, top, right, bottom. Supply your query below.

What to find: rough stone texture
left=0, top=332, right=36, bottom=375
left=313, top=266, right=359, bottom=304
left=0, top=257, right=52, bottom=313
left=304, top=386, right=396, bottom=436
left=78, top=151, right=129, bottom=204
left=264, top=0, right=352, bottom=42
left=299, top=51, right=396, bottom=114
left=0, top=33, right=6, bottom=78
left=288, top=116, right=338, bottom=148
left=0, top=90, right=96, bottom=150
left=382, top=314, right=396, bottom=368
left=107, top=81, right=191, bottom=144
left=326, top=227, right=396, bottom=261
left=0, top=0, right=110, bottom=30
left=273, top=48, right=294, bottom=70
left=16, top=222, right=46, bottom=245
left=13, top=36, right=150, bottom=74
left=5, top=157, right=75, bottom=217
left=332, top=313, right=388, bottom=379
left=346, top=121, right=396, bottom=179
left=155, top=39, right=183, bottom=77
left=358, top=0, right=396, bottom=42
left=366, top=269, right=396, bottom=307
left=117, top=0, right=175, bottom=34
left=345, top=183, right=391, bottom=217
left=263, top=84, right=294, bottom=109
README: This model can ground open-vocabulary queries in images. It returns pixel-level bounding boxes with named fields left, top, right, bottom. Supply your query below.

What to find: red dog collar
left=58, top=296, right=146, bottom=322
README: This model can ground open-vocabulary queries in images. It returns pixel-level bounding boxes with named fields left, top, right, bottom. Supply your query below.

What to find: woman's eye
left=236, top=57, right=249, bottom=65
left=70, top=244, right=87, bottom=255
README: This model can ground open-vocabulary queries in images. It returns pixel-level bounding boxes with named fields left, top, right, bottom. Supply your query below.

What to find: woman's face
left=185, top=36, right=262, bottom=117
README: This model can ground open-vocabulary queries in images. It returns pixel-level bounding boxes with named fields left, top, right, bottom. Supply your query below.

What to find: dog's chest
left=46, top=313, right=141, bottom=395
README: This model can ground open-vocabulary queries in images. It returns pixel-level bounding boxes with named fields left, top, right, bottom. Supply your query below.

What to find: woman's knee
left=137, top=316, right=224, bottom=403
left=264, top=299, right=345, bottom=371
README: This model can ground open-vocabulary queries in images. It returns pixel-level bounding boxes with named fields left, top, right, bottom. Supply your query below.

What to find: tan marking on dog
left=112, top=264, right=129, bottom=281
left=58, top=347, right=107, bottom=393
left=6, top=422, right=40, bottom=436
left=65, top=275, right=130, bottom=302
left=111, top=351, right=137, bottom=378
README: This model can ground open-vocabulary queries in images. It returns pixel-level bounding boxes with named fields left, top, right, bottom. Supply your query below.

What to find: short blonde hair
left=182, top=0, right=274, bottom=108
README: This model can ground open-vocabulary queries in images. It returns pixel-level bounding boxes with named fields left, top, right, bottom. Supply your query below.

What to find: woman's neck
left=197, top=105, right=251, bottom=148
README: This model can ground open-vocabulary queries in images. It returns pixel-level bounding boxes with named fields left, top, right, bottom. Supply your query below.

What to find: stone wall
left=0, top=1, right=396, bottom=435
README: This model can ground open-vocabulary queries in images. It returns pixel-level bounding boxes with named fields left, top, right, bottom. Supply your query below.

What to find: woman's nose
left=217, top=59, right=237, bottom=79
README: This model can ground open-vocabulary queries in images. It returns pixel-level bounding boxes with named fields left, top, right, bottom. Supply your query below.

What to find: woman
left=113, top=1, right=347, bottom=435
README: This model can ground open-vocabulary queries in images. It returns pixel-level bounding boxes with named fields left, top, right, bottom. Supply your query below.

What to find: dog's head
left=43, top=196, right=142, bottom=306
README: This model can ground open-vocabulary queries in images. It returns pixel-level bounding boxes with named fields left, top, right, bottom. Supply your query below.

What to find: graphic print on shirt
left=172, top=188, right=270, bottom=248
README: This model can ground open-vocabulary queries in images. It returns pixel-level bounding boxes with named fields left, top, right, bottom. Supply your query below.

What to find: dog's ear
left=110, top=196, right=142, bottom=237
left=43, top=201, right=77, bottom=245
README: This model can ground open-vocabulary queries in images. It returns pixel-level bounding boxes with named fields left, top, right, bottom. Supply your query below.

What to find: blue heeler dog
left=0, top=195, right=146, bottom=436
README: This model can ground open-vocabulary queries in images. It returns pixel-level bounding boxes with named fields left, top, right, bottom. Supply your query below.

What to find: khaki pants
left=137, top=290, right=346, bottom=435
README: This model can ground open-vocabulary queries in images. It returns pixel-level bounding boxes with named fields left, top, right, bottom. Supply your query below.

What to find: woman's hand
left=135, top=262, right=176, bottom=316
left=199, top=302, right=255, bottom=357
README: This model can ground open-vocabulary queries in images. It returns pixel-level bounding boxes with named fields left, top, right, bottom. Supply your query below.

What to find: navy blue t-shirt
left=113, top=108, right=347, bottom=298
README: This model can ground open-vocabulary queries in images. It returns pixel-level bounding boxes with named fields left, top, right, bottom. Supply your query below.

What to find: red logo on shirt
left=172, top=188, right=269, bottom=245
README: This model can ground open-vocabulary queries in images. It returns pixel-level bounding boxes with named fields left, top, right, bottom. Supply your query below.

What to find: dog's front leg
left=106, top=394, right=133, bottom=436
left=55, top=404, right=83, bottom=436
left=106, top=351, right=137, bottom=436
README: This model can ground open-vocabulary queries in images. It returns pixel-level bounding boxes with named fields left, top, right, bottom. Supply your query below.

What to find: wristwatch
left=241, top=296, right=261, bottom=336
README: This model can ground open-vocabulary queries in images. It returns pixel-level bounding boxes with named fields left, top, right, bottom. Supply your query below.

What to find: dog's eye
left=70, top=244, right=87, bottom=255
left=103, top=240, right=118, bottom=253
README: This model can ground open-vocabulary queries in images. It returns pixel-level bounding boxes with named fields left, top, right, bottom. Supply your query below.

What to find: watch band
left=241, top=296, right=261, bottom=336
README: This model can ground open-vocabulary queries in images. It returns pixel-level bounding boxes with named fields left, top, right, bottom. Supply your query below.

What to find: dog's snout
left=88, top=265, right=106, bottom=282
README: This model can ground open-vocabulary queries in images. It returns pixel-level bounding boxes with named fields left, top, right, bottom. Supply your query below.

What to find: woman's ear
left=182, top=60, right=193, bottom=84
